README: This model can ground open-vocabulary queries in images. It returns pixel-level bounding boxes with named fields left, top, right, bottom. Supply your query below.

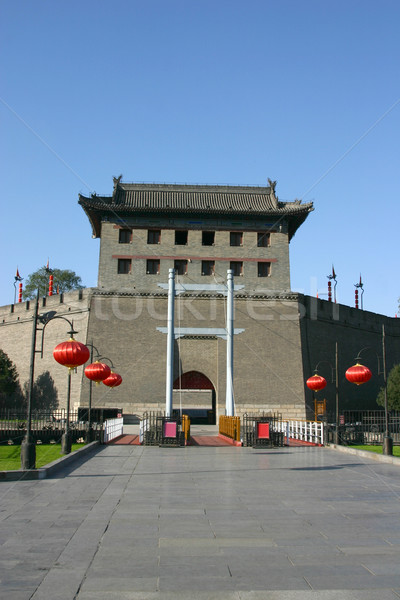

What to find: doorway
left=173, top=371, right=216, bottom=424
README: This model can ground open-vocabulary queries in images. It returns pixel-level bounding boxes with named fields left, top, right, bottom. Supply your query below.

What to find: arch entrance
left=173, top=371, right=216, bottom=425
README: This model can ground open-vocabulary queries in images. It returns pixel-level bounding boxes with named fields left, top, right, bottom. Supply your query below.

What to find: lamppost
left=21, top=293, right=90, bottom=469
left=84, top=347, right=117, bottom=442
left=345, top=324, right=392, bottom=456
left=306, top=342, right=339, bottom=443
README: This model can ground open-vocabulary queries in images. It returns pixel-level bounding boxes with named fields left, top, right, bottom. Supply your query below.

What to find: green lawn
left=351, top=444, right=400, bottom=457
left=0, top=443, right=86, bottom=470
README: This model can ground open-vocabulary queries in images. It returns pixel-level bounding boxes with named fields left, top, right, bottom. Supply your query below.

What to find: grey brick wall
left=97, top=218, right=291, bottom=294
left=1, top=288, right=398, bottom=422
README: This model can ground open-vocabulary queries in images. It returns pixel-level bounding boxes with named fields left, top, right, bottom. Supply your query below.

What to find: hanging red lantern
left=103, top=372, right=122, bottom=388
left=345, top=363, right=372, bottom=385
left=85, top=361, right=111, bottom=384
left=306, top=374, right=327, bottom=392
left=53, top=338, right=90, bottom=370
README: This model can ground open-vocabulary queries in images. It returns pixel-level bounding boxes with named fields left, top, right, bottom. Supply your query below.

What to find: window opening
left=230, top=232, right=243, bottom=246
left=230, top=261, right=243, bottom=276
left=175, top=230, right=188, bottom=245
left=174, top=259, right=188, bottom=275
left=257, top=232, right=271, bottom=247
left=146, top=259, right=160, bottom=274
left=119, top=229, right=131, bottom=244
left=118, top=258, right=131, bottom=274
left=147, top=230, right=161, bottom=244
left=202, top=231, right=215, bottom=246
left=258, top=262, right=271, bottom=277
left=201, top=261, right=215, bottom=276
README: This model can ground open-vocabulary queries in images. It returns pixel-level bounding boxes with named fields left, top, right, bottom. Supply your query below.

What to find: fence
left=277, top=420, right=324, bottom=446
left=0, top=410, right=103, bottom=445
left=242, top=412, right=284, bottom=447
left=141, top=411, right=185, bottom=446
left=103, top=417, right=124, bottom=443
left=219, top=416, right=241, bottom=442
left=325, top=410, right=400, bottom=445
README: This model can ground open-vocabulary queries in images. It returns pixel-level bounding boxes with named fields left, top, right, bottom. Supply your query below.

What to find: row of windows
left=119, top=229, right=271, bottom=247
left=117, top=258, right=271, bottom=277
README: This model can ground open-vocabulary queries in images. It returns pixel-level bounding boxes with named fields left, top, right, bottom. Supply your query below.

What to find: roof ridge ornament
left=112, top=174, right=123, bottom=197
left=268, top=178, right=278, bottom=207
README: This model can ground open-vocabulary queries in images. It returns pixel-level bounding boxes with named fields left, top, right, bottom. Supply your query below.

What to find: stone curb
left=0, top=441, right=100, bottom=481
left=329, top=443, right=400, bottom=466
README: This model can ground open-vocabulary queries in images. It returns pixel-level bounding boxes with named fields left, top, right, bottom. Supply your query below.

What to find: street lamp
left=345, top=325, right=392, bottom=456
left=84, top=346, right=115, bottom=442
left=21, top=293, right=89, bottom=469
left=53, top=334, right=90, bottom=454
left=306, top=342, right=339, bottom=443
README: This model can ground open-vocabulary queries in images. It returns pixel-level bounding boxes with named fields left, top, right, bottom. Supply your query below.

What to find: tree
left=22, top=267, right=83, bottom=300
left=23, top=371, right=59, bottom=412
left=377, top=364, right=400, bottom=411
left=0, top=349, right=24, bottom=411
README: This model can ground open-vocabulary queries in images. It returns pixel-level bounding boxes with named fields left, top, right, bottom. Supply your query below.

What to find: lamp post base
left=21, top=439, right=36, bottom=470
left=61, top=432, right=72, bottom=454
left=382, top=436, right=393, bottom=456
left=85, top=427, right=94, bottom=443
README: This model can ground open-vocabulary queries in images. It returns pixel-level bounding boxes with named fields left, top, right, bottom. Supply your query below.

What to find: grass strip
left=0, top=443, right=86, bottom=470
left=351, top=444, right=400, bottom=457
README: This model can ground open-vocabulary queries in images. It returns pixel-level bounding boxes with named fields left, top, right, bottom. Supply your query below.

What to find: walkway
left=1, top=443, right=400, bottom=599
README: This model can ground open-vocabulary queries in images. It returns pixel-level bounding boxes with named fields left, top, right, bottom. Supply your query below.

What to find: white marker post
left=165, top=268, right=175, bottom=417
left=225, top=269, right=235, bottom=416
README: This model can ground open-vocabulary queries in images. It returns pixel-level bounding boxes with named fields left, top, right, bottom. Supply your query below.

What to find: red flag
left=332, top=265, right=336, bottom=279
left=359, top=273, right=362, bottom=286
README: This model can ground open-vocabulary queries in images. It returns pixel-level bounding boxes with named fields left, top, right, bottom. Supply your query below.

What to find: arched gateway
left=173, top=371, right=216, bottom=424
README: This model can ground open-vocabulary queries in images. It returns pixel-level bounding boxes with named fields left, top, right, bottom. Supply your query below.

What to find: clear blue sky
left=1, top=0, right=399, bottom=316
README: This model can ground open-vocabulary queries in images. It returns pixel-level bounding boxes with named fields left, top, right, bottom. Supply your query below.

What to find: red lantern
left=345, top=363, right=372, bottom=385
left=306, top=374, right=327, bottom=392
left=103, top=372, right=122, bottom=388
left=85, top=361, right=111, bottom=384
left=53, top=338, right=90, bottom=370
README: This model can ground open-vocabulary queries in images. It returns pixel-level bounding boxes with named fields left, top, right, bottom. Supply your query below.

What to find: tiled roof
left=79, top=180, right=313, bottom=240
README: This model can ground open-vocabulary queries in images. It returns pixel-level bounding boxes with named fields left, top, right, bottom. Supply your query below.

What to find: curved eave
left=79, top=195, right=314, bottom=240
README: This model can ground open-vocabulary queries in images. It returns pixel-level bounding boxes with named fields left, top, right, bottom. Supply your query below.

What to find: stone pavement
left=1, top=437, right=400, bottom=599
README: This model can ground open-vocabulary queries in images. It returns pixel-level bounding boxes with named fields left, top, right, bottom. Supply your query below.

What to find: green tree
left=0, top=349, right=24, bottom=411
left=23, top=371, right=59, bottom=412
left=377, top=364, right=400, bottom=410
left=22, top=267, right=83, bottom=300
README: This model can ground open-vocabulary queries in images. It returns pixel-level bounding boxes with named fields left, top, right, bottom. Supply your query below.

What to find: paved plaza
left=1, top=433, right=400, bottom=599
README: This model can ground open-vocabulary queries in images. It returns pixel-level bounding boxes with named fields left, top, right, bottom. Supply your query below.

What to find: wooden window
left=230, top=261, right=243, bottom=276
left=202, top=231, right=215, bottom=246
left=119, top=229, right=131, bottom=244
left=174, top=259, right=188, bottom=275
left=201, top=260, right=215, bottom=276
left=258, top=262, right=271, bottom=277
left=257, top=232, right=271, bottom=247
left=117, top=258, right=131, bottom=274
left=175, top=230, right=188, bottom=245
left=146, top=259, right=160, bottom=274
left=230, top=232, right=243, bottom=247
left=147, top=230, right=161, bottom=244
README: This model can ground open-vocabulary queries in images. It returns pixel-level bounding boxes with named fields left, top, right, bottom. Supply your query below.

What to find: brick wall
left=97, top=218, right=291, bottom=293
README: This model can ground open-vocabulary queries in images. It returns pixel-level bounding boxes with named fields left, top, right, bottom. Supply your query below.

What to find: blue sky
left=1, top=0, right=399, bottom=316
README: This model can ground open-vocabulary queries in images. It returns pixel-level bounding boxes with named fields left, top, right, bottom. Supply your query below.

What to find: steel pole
left=21, top=292, right=39, bottom=469
left=225, top=269, right=235, bottom=416
left=165, top=268, right=175, bottom=417
left=61, top=370, right=72, bottom=454
left=382, top=324, right=393, bottom=455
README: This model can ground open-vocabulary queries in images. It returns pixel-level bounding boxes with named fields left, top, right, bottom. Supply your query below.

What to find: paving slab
left=1, top=444, right=400, bottom=598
